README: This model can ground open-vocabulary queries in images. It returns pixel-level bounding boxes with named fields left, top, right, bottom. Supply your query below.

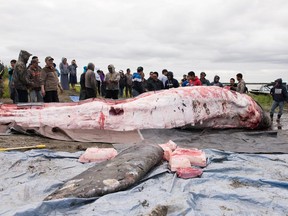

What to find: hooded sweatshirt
left=270, top=79, right=288, bottom=102
left=12, top=50, right=33, bottom=90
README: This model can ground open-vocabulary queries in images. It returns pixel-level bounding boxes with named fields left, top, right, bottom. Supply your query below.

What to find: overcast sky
left=0, top=0, right=287, bottom=83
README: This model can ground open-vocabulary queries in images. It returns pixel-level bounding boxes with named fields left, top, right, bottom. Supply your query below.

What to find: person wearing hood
left=165, top=71, right=179, bottom=89
left=270, top=78, right=288, bottom=122
left=210, top=75, right=223, bottom=87
left=105, top=64, right=120, bottom=99
left=182, top=71, right=202, bottom=86
left=68, top=59, right=78, bottom=90
left=59, top=57, right=70, bottom=90
left=12, top=50, right=33, bottom=102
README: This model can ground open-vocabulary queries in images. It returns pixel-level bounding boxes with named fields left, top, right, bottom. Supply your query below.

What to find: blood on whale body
left=0, top=87, right=270, bottom=135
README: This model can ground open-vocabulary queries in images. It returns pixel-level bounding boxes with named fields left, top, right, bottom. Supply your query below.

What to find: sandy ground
left=0, top=90, right=287, bottom=153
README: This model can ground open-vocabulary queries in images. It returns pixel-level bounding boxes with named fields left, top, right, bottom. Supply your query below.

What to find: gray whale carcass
left=0, top=87, right=270, bottom=138
left=44, top=144, right=163, bottom=200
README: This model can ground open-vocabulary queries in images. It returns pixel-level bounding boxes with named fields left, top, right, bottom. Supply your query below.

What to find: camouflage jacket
left=12, top=62, right=33, bottom=90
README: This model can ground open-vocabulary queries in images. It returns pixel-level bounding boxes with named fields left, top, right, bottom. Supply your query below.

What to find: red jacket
left=189, top=76, right=202, bottom=86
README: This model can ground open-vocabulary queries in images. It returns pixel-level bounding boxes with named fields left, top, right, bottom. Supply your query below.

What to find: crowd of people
left=0, top=52, right=287, bottom=123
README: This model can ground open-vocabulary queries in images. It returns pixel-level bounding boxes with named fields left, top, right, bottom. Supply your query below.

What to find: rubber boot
left=276, top=115, right=281, bottom=123
left=270, top=114, right=273, bottom=122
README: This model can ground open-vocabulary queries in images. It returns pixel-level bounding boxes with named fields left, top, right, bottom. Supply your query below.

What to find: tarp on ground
left=0, top=148, right=287, bottom=216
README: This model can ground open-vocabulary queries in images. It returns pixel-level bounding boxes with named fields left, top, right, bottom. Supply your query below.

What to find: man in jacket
left=41, top=56, right=63, bottom=102
left=12, top=50, right=33, bottom=102
left=85, top=63, right=97, bottom=99
left=270, top=78, right=288, bottom=122
left=105, top=64, right=120, bottom=99
left=28, top=59, right=43, bottom=102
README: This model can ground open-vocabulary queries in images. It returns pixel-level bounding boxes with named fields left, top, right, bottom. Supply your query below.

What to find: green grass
left=249, top=93, right=273, bottom=111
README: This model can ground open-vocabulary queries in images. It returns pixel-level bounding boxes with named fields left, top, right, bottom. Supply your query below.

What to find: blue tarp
left=0, top=149, right=287, bottom=215
left=69, top=96, right=79, bottom=102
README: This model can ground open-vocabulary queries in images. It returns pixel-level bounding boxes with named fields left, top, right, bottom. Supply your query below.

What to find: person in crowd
left=226, top=78, right=238, bottom=91
left=97, top=70, right=106, bottom=97
left=95, top=69, right=101, bottom=95
left=85, top=63, right=97, bottom=99
left=270, top=78, right=288, bottom=123
left=40, top=56, right=63, bottom=102
left=0, top=62, right=4, bottom=98
left=147, top=72, right=164, bottom=91
left=235, top=73, right=247, bottom=93
left=53, top=63, right=60, bottom=77
left=8, top=59, right=17, bottom=103
left=146, top=71, right=154, bottom=84
left=27, top=59, right=43, bottom=102
left=146, top=71, right=154, bottom=91
left=160, top=69, right=168, bottom=86
left=105, top=64, right=120, bottom=99
left=27, top=56, right=41, bottom=70
left=132, top=66, right=145, bottom=97
left=181, top=74, right=187, bottom=84
left=125, top=68, right=133, bottom=98
left=118, top=70, right=126, bottom=98
left=59, top=57, right=70, bottom=90
left=165, top=71, right=179, bottom=89
left=12, top=50, right=33, bottom=102
left=199, top=72, right=210, bottom=86
left=68, top=59, right=77, bottom=90
left=210, top=75, right=223, bottom=87
left=182, top=71, right=202, bottom=86
left=79, top=66, right=87, bottom=100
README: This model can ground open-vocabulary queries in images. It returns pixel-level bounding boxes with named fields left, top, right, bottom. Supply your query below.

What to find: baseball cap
left=137, top=66, right=143, bottom=72
left=45, top=56, right=54, bottom=62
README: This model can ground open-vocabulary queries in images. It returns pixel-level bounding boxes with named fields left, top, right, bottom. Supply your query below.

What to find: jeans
left=29, top=90, right=43, bottom=102
left=270, top=101, right=284, bottom=119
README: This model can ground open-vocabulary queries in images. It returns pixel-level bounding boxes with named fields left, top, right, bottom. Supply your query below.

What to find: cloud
left=1, top=0, right=288, bottom=82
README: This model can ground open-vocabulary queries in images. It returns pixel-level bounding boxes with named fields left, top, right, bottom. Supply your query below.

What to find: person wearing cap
left=270, top=78, right=288, bottom=122
left=132, top=66, right=145, bottom=97
left=40, top=56, right=63, bottom=102
left=12, top=50, right=33, bottom=102
left=165, top=71, right=179, bottom=89
left=27, top=56, right=41, bottom=70
left=200, top=72, right=210, bottom=86
left=210, top=75, right=223, bottom=87
left=27, top=59, right=43, bottom=102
